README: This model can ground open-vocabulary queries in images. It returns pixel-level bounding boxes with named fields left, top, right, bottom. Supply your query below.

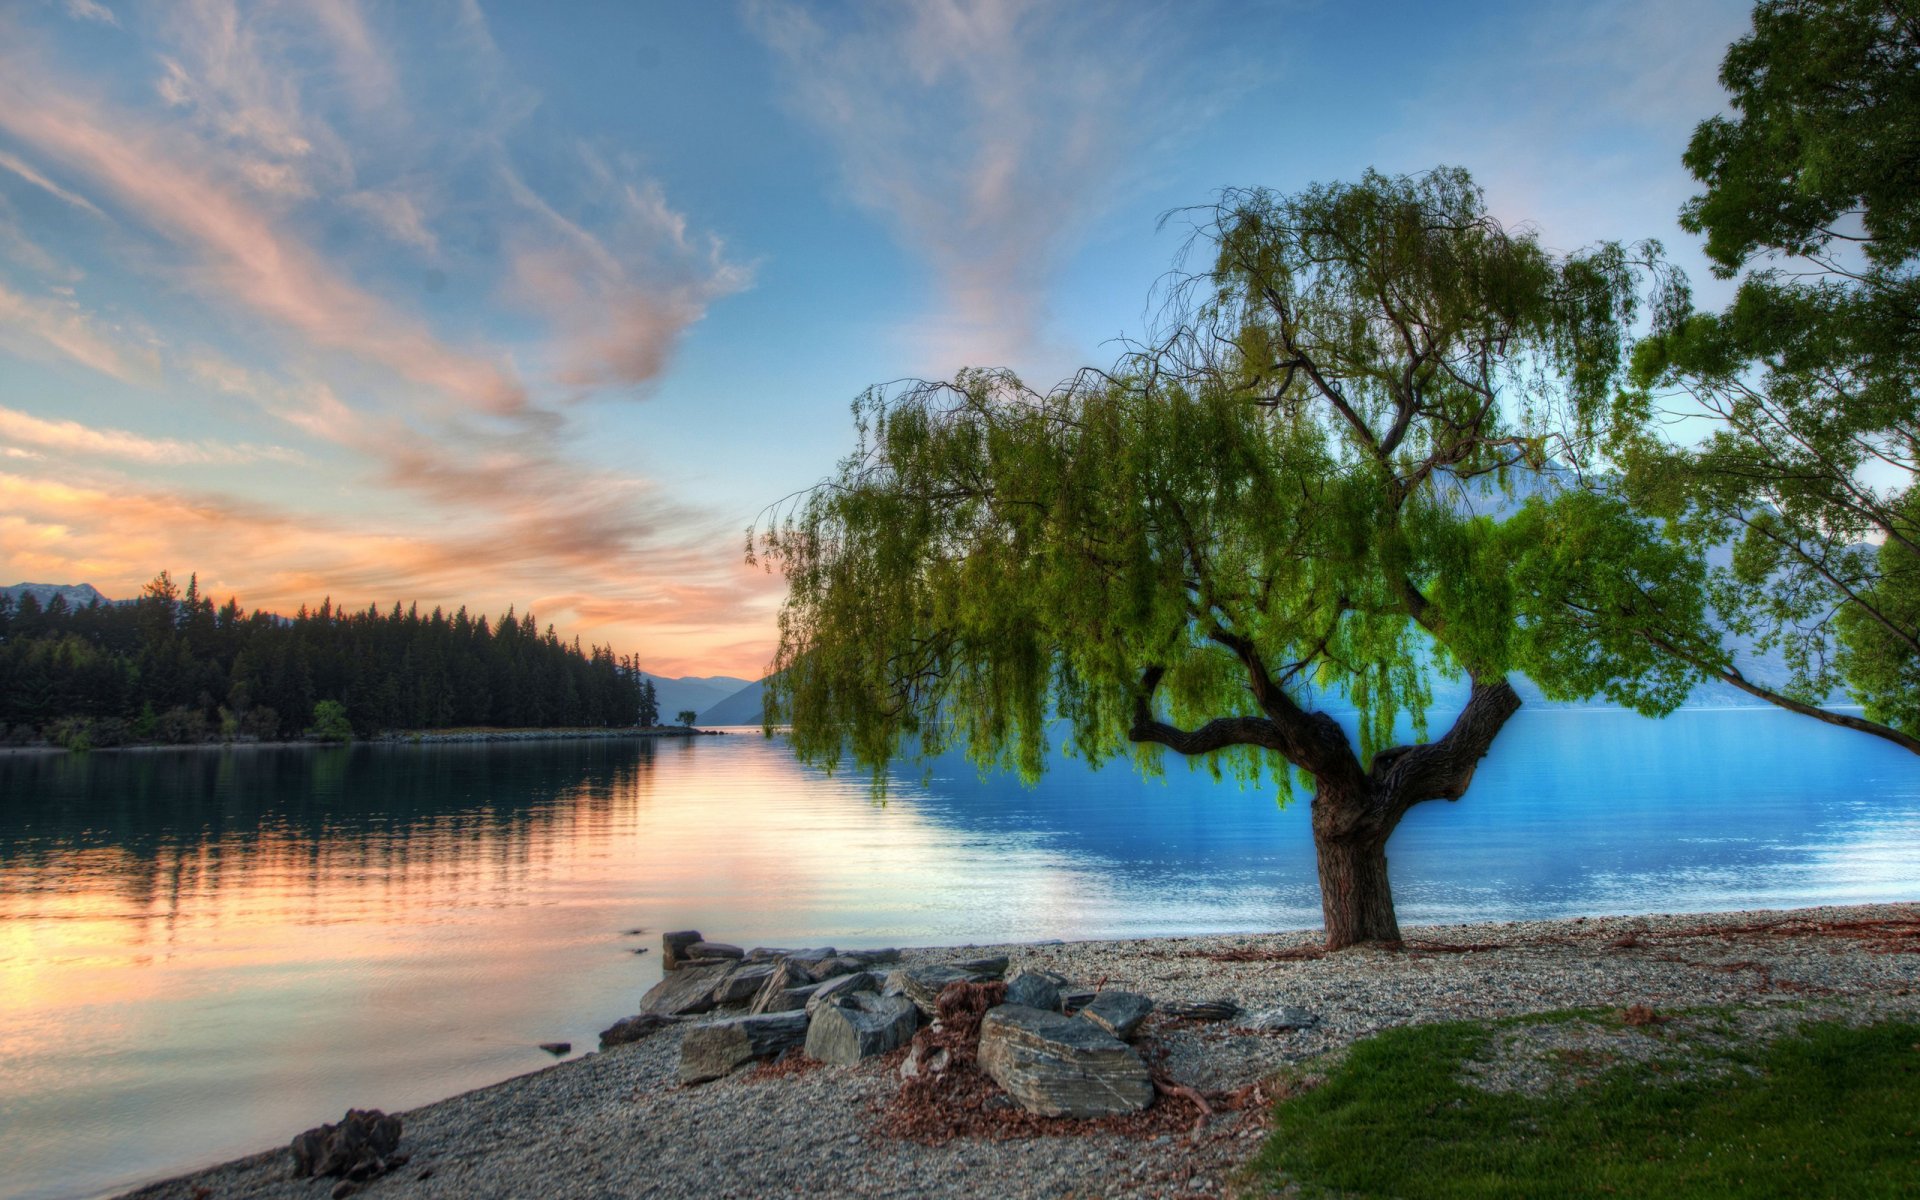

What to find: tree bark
left=1313, top=826, right=1401, bottom=948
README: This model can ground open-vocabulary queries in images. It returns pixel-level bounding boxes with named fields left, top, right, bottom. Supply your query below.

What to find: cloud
left=0, top=403, right=300, bottom=465
left=0, top=280, right=154, bottom=382
left=748, top=0, right=1179, bottom=374
left=341, top=187, right=438, bottom=255
left=504, top=162, right=752, bottom=391
left=0, top=148, right=105, bottom=217
left=62, top=0, right=118, bottom=27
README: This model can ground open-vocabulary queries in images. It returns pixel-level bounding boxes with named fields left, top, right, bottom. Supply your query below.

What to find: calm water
left=1, top=710, right=1916, bottom=1200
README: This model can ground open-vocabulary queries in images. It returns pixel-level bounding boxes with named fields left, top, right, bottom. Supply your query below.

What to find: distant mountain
left=646, top=674, right=753, bottom=721
left=698, top=677, right=767, bottom=726
left=4, top=582, right=110, bottom=608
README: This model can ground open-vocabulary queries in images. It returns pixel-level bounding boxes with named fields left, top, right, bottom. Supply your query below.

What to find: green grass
left=1243, top=1012, right=1920, bottom=1199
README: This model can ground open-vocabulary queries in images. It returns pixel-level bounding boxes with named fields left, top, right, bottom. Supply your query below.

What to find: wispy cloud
left=0, top=403, right=300, bottom=465
left=61, top=0, right=118, bottom=28
left=748, top=0, right=1183, bottom=374
left=0, top=148, right=105, bottom=216
left=0, top=280, right=154, bottom=383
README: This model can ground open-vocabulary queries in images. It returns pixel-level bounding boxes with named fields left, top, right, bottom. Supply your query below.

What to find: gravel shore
left=120, top=903, right=1919, bottom=1200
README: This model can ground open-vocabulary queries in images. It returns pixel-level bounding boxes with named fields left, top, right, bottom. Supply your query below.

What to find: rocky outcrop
left=711, top=961, right=778, bottom=1006
left=598, top=1012, right=682, bottom=1048
left=678, top=1011, right=811, bottom=1084
left=661, top=930, right=704, bottom=971
left=289, top=1109, right=405, bottom=1186
left=639, top=961, right=735, bottom=1016
left=1075, top=991, right=1154, bottom=1040
left=804, top=992, right=919, bottom=1065
left=977, top=1004, right=1154, bottom=1117
left=1004, top=972, right=1063, bottom=1012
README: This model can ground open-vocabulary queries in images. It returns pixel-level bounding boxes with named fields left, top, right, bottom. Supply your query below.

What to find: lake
left=1, top=709, right=1915, bottom=1200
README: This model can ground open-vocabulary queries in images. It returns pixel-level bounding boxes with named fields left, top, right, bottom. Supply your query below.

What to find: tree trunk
left=1314, top=831, right=1401, bottom=949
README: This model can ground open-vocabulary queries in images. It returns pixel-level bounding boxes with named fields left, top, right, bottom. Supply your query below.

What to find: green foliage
left=1622, top=0, right=1918, bottom=747
left=759, top=168, right=1688, bottom=788
left=1681, top=0, right=1920, bottom=273
left=308, top=699, right=353, bottom=743
left=1247, top=1013, right=1920, bottom=1198
left=676, top=709, right=698, bottom=727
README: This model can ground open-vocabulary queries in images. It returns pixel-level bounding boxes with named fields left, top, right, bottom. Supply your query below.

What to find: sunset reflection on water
left=1, top=712, right=1915, bottom=1200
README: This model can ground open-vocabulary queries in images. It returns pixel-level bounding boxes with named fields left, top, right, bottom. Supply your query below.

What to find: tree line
left=757, top=0, right=1917, bottom=949
left=0, top=571, right=660, bottom=748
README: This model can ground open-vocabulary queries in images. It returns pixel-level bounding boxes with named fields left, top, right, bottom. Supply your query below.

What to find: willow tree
left=756, top=169, right=1706, bottom=949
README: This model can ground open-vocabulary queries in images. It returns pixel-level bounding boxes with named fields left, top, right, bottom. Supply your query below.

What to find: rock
left=1163, top=998, right=1240, bottom=1021
left=901, top=1042, right=952, bottom=1079
left=536, top=1041, right=571, bottom=1056
left=808, top=955, right=868, bottom=980
left=661, top=930, right=704, bottom=970
left=1004, top=972, right=1064, bottom=1012
left=630, top=947, right=650, bottom=955
left=754, top=984, right=821, bottom=1014
left=290, top=1109, right=403, bottom=1182
left=805, top=992, right=919, bottom=1065
left=889, top=964, right=997, bottom=1016
left=711, top=961, right=778, bottom=1006
left=678, top=1010, right=811, bottom=1084
left=783, top=946, right=838, bottom=964
left=686, top=940, right=745, bottom=961
left=952, top=955, right=1010, bottom=978
left=748, top=960, right=820, bottom=1014
left=1240, top=1006, right=1318, bottom=1032
left=638, top=960, right=735, bottom=1016
left=1060, top=988, right=1099, bottom=1014
left=1075, top=991, right=1154, bottom=1040
left=977, top=1005, right=1154, bottom=1117
left=806, top=971, right=878, bottom=1014
left=848, top=947, right=901, bottom=965
left=331, top=1183, right=357, bottom=1200
left=598, top=1012, right=681, bottom=1048
left=744, top=946, right=788, bottom=960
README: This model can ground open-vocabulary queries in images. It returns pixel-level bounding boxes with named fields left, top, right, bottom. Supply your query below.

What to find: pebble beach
left=118, top=903, right=1920, bottom=1200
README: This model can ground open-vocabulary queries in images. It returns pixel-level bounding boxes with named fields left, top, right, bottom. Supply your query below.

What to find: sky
left=0, top=0, right=1755, bottom=677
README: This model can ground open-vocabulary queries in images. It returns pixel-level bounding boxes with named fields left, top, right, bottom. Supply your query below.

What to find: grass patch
left=1244, top=1012, right=1920, bottom=1198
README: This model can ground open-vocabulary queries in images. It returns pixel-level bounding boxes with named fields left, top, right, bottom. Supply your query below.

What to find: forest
left=0, top=572, right=659, bottom=747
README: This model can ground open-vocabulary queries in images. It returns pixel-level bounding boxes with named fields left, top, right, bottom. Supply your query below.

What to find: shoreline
left=0, top=726, right=724, bottom=756
left=115, top=900, right=1920, bottom=1200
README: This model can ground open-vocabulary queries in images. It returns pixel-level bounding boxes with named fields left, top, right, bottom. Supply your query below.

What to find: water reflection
left=0, top=710, right=1915, bottom=1200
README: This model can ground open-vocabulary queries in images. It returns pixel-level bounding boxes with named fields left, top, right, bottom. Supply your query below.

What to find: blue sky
left=0, top=0, right=1752, bottom=674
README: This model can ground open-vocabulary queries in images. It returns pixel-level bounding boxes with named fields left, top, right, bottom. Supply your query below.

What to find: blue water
left=0, top=707, right=1914, bottom=1200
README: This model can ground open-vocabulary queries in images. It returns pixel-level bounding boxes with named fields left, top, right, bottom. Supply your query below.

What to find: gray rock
left=808, top=955, right=868, bottom=980
left=638, top=961, right=734, bottom=1016
left=536, top=1041, right=570, bottom=1056
left=686, top=940, right=744, bottom=961
left=661, top=930, right=703, bottom=971
left=711, top=961, right=778, bottom=1006
left=1004, top=972, right=1064, bottom=1012
left=847, top=947, right=901, bottom=965
left=977, top=1004, right=1154, bottom=1117
left=1240, top=1006, right=1318, bottom=1032
left=678, top=1010, right=811, bottom=1084
left=748, top=961, right=819, bottom=1014
left=889, top=964, right=991, bottom=1016
left=951, top=955, right=1010, bottom=978
left=1162, top=998, right=1240, bottom=1021
left=1060, top=988, right=1099, bottom=1014
left=805, top=971, right=878, bottom=1014
left=597, top=1012, right=681, bottom=1048
left=803, top=992, right=919, bottom=1065
left=1075, top=990, right=1154, bottom=1040
left=784, top=946, right=838, bottom=964
left=290, top=1109, right=404, bottom=1181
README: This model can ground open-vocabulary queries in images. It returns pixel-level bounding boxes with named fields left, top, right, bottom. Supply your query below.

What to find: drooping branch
left=1369, top=677, right=1523, bottom=819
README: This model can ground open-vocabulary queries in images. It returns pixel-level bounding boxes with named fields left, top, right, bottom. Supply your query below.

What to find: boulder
left=1240, top=1006, right=1318, bottom=1032
left=536, top=1041, right=571, bottom=1056
left=290, top=1109, right=404, bottom=1182
left=598, top=1012, right=681, bottom=1048
left=1060, top=988, right=1099, bottom=1014
left=1162, top=998, right=1240, bottom=1021
left=951, top=955, right=1010, bottom=978
left=808, top=955, right=868, bottom=980
left=806, top=971, right=878, bottom=1014
left=977, top=1004, right=1154, bottom=1117
left=638, top=961, right=734, bottom=1016
left=686, top=941, right=745, bottom=961
left=889, top=964, right=997, bottom=1016
left=804, top=992, right=919, bottom=1065
left=848, top=947, right=902, bottom=965
left=748, top=961, right=820, bottom=1014
left=711, top=961, right=778, bottom=1006
left=678, top=1010, right=811, bottom=1084
left=661, top=930, right=704, bottom=971
left=1004, top=972, right=1064, bottom=1012
left=1075, top=991, right=1154, bottom=1041
left=784, top=947, right=838, bottom=964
